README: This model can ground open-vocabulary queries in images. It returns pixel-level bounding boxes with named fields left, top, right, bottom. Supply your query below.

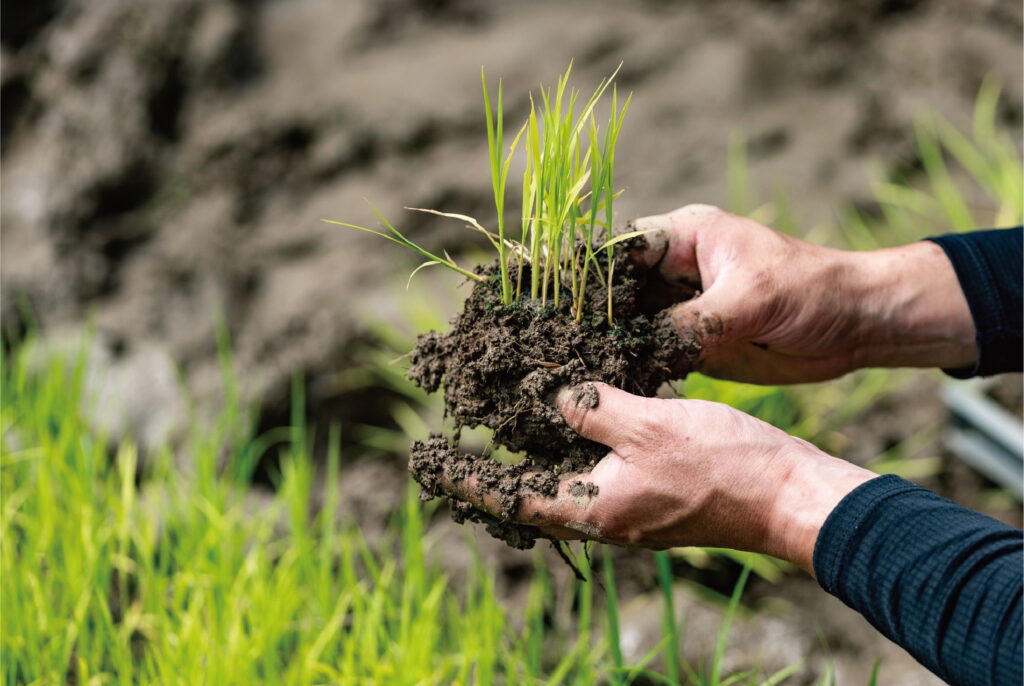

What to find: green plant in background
left=842, top=78, right=1021, bottom=248
left=732, top=79, right=1021, bottom=251
left=3, top=338, right=829, bottom=685
left=325, top=64, right=643, bottom=323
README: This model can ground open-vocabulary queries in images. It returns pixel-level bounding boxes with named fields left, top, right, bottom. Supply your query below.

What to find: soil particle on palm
left=569, top=480, right=599, bottom=498
left=572, top=382, right=600, bottom=411
left=407, top=243, right=697, bottom=548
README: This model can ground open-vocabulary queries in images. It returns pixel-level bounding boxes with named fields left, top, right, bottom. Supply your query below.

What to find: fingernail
left=555, top=383, right=600, bottom=410
left=631, top=214, right=672, bottom=230
left=554, top=385, right=575, bottom=408
left=628, top=216, right=670, bottom=268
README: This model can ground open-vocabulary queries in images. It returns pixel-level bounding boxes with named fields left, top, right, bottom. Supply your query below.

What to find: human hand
left=630, top=204, right=977, bottom=383
left=435, top=382, right=875, bottom=574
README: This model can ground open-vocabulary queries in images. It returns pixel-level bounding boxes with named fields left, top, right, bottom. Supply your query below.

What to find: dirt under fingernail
left=571, top=382, right=600, bottom=410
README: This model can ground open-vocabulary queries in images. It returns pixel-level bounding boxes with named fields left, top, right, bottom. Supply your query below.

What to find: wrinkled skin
left=635, top=204, right=976, bottom=384
left=433, top=204, right=977, bottom=573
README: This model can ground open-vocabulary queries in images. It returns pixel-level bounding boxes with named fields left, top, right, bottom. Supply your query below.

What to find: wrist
left=839, top=242, right=977, bottom=370
left=763, top=439, right=876, bottom=574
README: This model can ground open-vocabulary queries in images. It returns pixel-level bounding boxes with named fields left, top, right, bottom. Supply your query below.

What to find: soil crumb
left=407, top=242, right=697, bottom=548
left=572, top=382, right=600, bottom=411
left=569, top=480, right=599, bottom=498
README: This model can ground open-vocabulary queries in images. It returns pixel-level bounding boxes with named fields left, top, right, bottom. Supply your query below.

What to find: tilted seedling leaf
left=595, top=228, right=655, bottom=251
left=327, top=65, right=632, bottom=319
left=406, top=261, right=442, bottom=290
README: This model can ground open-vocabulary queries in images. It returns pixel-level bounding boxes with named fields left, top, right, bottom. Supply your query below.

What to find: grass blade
left=711, top=564, right=752, bottom=684
left=654, top=551, right=681, bottom=684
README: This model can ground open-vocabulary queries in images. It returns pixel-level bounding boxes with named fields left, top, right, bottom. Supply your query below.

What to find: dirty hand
left=631, top=204, right=977, bottom=383
left=444, top=382, right=875, bottom=574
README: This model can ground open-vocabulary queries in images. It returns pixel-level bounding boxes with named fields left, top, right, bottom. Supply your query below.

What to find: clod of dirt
left=409, top=435, right=559, bottom=550
left=407, top=242, right=698, bottom=549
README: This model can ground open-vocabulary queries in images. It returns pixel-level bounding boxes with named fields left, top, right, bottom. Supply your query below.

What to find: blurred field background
left=2, top=1, right=1022, bottom=684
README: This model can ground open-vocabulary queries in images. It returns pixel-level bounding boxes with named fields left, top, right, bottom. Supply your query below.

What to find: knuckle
left=631, top=413, right=661, bottom=445
left=617, top=526, right=647, bottom=546
left=599, top=517, right=628, bottom=542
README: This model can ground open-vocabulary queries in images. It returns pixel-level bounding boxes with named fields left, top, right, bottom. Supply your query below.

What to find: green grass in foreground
left=2, top=342, right=809, bottom=685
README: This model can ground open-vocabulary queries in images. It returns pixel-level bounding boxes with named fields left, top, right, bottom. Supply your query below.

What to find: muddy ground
left=3, top=0, right=1021, bottom=443
left=2, top=0, right=1021, bottom=682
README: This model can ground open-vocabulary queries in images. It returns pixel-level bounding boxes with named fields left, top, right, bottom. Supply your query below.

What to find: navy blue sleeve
left=925, top=227, right=1023, bottom=378
left=814, top=474, right=1023, bottom=686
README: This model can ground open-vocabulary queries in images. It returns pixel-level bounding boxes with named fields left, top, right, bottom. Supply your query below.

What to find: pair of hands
left=440, top=205, right=977, bottom=573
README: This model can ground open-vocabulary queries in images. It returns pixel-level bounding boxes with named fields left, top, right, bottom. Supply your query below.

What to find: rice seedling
left=324, top=63, right=642, bottom=323
left=330, top=80, right=1022, bottom=595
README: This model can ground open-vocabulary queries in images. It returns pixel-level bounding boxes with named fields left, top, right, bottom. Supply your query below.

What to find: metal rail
left=943, top=381, right=1024, bottom=501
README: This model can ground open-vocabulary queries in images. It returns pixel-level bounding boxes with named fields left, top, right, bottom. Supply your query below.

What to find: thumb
left=652, top=203, right=728, bottom=286
left=555, top=382, right=649, bottom=449
left=624, top=214, right=672, bottom=270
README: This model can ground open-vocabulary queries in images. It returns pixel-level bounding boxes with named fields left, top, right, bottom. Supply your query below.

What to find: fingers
left=630, top=204, right=726, bottom=286
left=518, top=477, right=606, bottom=540
left=422, top=453, right=604, bottom=540
left=555, top=382, right=651, bottom=449
left=412, top=433, right=671, bottom=548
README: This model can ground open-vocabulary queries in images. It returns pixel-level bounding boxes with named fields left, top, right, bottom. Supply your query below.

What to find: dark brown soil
left=408, top=243, right=698, bottom=548
left=410, top=435, right=560, bottom=549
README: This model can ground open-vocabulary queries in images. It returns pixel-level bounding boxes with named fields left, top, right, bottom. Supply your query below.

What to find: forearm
left=839, top=241, right=978, bottom=370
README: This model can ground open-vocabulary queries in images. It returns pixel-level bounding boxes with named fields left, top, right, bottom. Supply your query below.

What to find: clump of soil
left=411, top=435, right=561, bottom=550
left=408, top=242, right=698, bottom=548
